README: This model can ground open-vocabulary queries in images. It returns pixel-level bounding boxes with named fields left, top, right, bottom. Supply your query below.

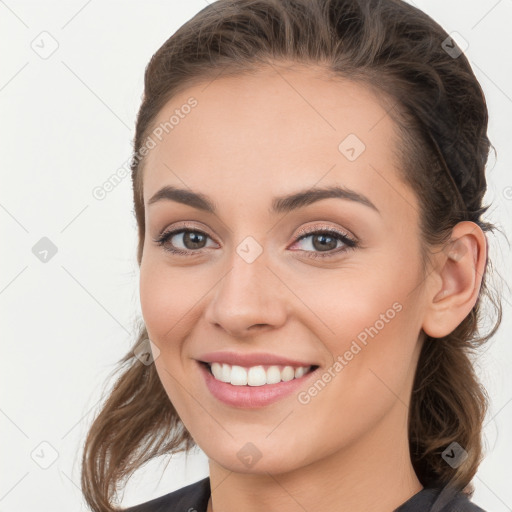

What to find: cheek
left=299, top=254, right=422, bottom=397
left=140, top=262, right=170, bottom=338
left=139, top=261, right=198, bottom=412
left=139, top=258, right=197, bottom=345
left=295, top=263, right=412, bottom=350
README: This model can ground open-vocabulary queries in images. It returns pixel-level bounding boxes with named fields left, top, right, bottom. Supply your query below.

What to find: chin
left=205, top=441, right=314, bottom=476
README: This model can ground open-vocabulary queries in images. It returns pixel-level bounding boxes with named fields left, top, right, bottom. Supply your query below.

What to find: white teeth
left=230, top=365, right=248, bottom=385
left=294, top=366, right=306, bottom=378
left=247, top=366, right=267, bottom=386
left=266, top=366, right=281, bottom=384
left=209, top=362, right=312, bottom=386
left=281, top=366, right=295, bottom=381
left=220, top=363, right=231, bottom=383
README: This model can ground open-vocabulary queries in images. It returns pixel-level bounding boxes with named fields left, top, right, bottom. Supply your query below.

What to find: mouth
left=199, top=361, right=320, bottom=387
left=197, top=359, right=322, bottom=408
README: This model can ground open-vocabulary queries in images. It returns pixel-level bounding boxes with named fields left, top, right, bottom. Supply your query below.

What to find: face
left=139, top=63, right=430, bottom=474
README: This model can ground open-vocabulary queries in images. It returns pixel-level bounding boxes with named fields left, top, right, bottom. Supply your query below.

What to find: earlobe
left=422, top=222, right=487, bottom=339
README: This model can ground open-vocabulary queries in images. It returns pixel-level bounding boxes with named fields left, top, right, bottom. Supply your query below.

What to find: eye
left=152, top=224, right=359, bottom=259
left=290, top=227, right=358, bottom=260
left=152, top=227, right=217, bottom=256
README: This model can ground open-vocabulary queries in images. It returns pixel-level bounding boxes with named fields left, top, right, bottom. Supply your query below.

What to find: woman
left=81, top=0, right=503, bottom=510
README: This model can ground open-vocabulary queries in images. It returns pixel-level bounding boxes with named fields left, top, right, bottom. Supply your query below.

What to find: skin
left=138, top=62, right=487, bottom=512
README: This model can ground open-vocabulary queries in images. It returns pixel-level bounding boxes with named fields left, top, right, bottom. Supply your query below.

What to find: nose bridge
left=204, top=234, right=286, bottom=334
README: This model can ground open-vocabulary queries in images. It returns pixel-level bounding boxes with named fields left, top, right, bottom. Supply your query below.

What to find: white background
left=1, top=1, right=511, bottom=511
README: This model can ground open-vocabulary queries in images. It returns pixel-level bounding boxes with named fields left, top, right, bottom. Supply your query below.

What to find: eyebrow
left=147, top=185, right=380, bottom=215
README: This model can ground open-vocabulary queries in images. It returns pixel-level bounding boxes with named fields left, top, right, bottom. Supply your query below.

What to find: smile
left=204, top=361, right=317, bottom=386
left=197, top=361, right=320, bottom=408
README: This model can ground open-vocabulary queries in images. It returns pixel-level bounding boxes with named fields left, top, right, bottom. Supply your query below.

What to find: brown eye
left=292, top=228, right=358, bottom=260
left=179, top=231, right=208, bottom=250
left=153, top=229, right=216, bottom=255
left=311, top=233, right=338, bottom=252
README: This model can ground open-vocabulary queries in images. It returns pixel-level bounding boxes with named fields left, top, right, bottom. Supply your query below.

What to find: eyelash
left=152, top=224, right=358, bottom=260
left=293, top=226, right=359, bottom=259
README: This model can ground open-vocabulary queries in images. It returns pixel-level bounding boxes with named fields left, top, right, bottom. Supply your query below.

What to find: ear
left=421, top=221, right=488, bottom=339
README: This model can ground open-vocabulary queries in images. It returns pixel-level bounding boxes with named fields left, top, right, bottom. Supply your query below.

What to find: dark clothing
left=122, top=477, right=487, bottom=511
left=123, top=478, right=210, bottom=512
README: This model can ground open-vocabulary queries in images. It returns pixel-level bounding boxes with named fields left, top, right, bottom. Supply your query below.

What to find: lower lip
left=197, top=361, right=319, bottom=408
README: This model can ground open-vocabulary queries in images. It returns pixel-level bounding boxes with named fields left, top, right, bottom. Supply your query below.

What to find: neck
left=206, top=400, right=423, bottom=512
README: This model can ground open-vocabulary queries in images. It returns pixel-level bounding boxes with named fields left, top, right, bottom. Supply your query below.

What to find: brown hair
left=80, top=0, right=505, bottom=510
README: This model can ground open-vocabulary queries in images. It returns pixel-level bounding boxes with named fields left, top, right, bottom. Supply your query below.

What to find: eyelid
left=156, top=220, right=216, bottom=239
left=155, top=221, right=356, bottom=243
left=293, top=223, right=357, bottom=244
left=153, top=221, right=359, bottom=258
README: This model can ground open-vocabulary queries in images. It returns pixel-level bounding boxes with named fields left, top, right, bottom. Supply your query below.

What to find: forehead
left=141, top=64, right=418, bottom=220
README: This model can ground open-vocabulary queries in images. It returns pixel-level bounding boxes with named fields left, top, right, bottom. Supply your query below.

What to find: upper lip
left=197, top=351, right=318, bottom=368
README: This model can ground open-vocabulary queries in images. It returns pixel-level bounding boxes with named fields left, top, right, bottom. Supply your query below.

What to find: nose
left=203, top=245, right=288, bottom=338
